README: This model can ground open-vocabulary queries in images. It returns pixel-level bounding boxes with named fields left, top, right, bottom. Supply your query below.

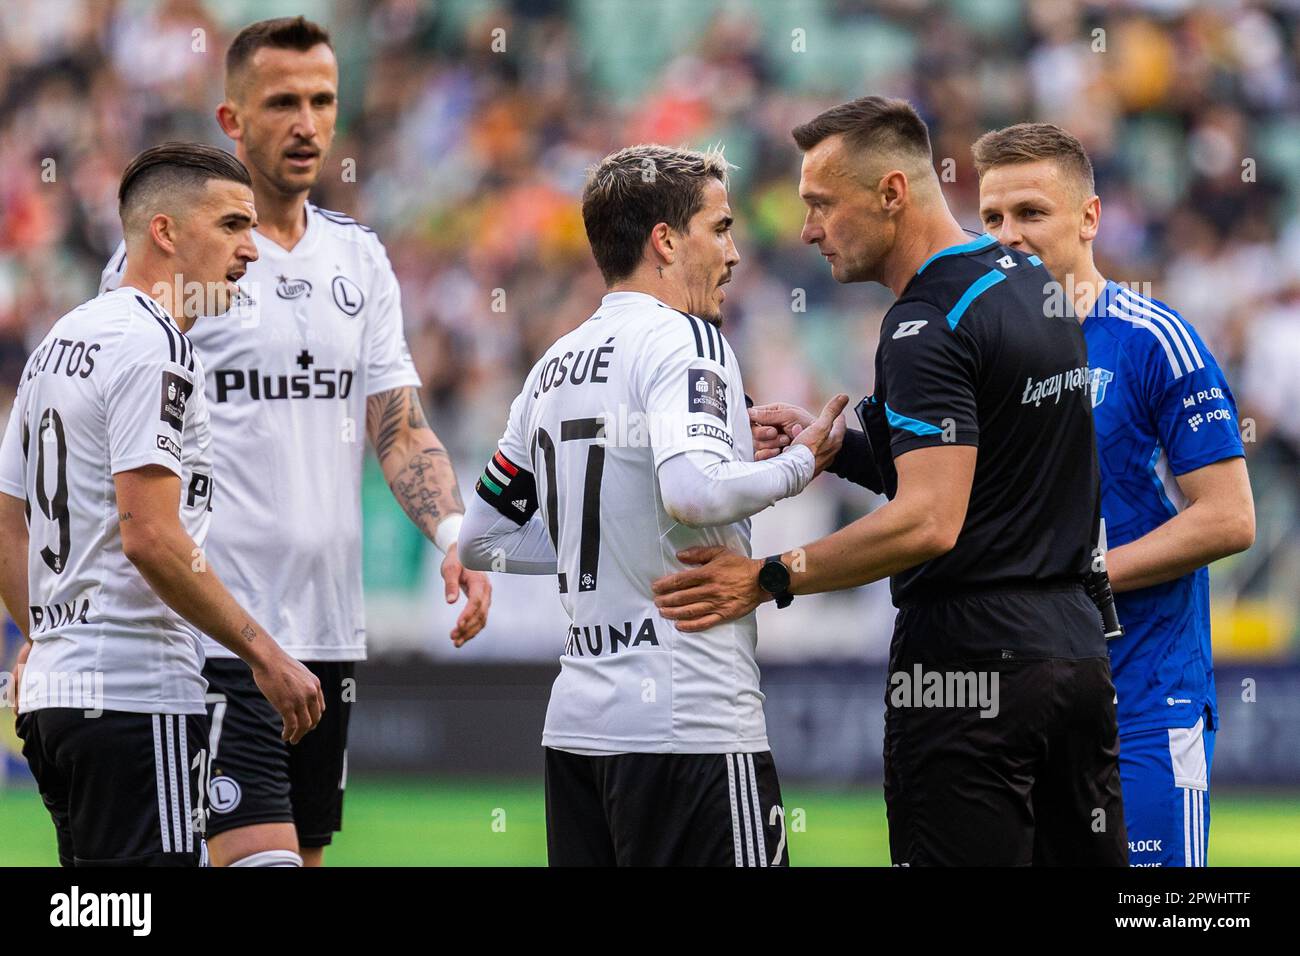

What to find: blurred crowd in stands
left=1, top=0, right=1296, bottom=656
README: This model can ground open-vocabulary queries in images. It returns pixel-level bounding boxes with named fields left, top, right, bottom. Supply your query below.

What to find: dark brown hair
left=581, top=144, right=731, bottom=285
left=972, top=123, right=1095, bottom=195
left=226, top=16, right=332, bottom=86
left=791, top=96, right=932, bottom=161
left=118, top=142, right=251, bottom=232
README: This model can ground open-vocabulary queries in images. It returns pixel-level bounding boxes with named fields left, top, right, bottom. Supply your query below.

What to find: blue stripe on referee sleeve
left=916, top=233, right=997, bottom=274
left=946, top=269, right=1007, bottom=330
left=885, top=403, right=943, bottom=436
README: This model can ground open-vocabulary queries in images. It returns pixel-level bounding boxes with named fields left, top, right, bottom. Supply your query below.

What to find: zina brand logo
left=50, top=886, right=151, bottom=936
left=275, top=275, right=312, bottom=300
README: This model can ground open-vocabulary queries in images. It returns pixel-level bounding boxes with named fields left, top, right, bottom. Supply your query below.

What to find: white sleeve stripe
left=1114, top=294, right=1196, bottom=374
left=1118, top=289, right=1204, bottom=370
left=1107, top=304, right=1185, bottom=378
left=1116, top=290, right=1204, bottom=371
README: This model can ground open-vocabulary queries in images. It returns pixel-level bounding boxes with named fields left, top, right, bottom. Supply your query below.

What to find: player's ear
left=149, top=213, right=179, bottom=256
left=879, top=170, right=908, bottom=215
left=1080, top=194, right=1101, bottom=243
left=649, top=222, right=676, bottom=265
left=216, top=101, right=241, bottom=141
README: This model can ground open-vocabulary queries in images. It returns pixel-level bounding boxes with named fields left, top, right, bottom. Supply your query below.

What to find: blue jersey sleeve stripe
left=885, top=403, right=943, bottom=436
left=946, top=269, right=1007, bottom=329
left=1028, top=254, right=1043, bottom=266
left=916, top=233, right=996, bottom=274
left=1115, top=289, right=1204, bottom=372
left=1107, top=303, right=1186, bottom=378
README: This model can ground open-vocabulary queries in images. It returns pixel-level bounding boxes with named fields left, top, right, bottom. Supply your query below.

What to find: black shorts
left=544, top=748, right=788, bottom=867
left=883, top=587, right=1127, bottom=866
left=203, top=658, right=354, bottom=849
left=18, top=708, right=207, bottom=867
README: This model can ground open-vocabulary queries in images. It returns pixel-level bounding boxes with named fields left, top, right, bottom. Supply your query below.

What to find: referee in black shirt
left=651, top=97, right=1127, bottom=866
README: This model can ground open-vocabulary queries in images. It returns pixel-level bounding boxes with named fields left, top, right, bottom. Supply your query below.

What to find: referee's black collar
left=914, top=232, right=997, bottom=275
left=900, top=232, right=998, bottom=300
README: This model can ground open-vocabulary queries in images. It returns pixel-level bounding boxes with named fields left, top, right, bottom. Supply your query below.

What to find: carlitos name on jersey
left=25, top=338, right=100, bottom=381
left=564, top=618, right=660, bottom=657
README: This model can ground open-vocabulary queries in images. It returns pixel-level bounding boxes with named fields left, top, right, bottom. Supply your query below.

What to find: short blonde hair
left=972, top=123, right=1095, bottom=196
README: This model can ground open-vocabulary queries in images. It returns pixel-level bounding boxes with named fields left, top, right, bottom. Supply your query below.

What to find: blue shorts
left=1118, top=714, right=1215, bottom=867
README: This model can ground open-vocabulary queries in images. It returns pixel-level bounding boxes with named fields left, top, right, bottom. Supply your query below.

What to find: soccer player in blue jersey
left=973, top=123, right=1255, bottom=866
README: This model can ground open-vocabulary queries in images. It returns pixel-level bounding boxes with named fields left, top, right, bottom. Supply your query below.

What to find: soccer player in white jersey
left=458, top=145, right=846, bottom=866
left=0, top=143, right=323, bottom=867
left=100, top=18, right=491, bottom=867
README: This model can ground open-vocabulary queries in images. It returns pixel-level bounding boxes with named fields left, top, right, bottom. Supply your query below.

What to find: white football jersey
left=101, top=203, right=420, bottom=661
left=477, top=291, right=767, bottom=753
left=0, top=288, right=214, bottom=714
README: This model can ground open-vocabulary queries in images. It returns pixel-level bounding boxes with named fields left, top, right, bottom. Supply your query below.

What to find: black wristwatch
left=757, top=555, right=794, bottom=609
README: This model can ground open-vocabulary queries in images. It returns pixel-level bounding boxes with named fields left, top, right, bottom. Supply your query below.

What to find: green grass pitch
left=1, top=777, right=1296, bottom=866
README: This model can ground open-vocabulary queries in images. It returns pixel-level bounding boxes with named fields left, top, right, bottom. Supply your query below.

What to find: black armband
left=475, top=450, right=538, bottom=525
left=827, top=427, right=886, bottom=495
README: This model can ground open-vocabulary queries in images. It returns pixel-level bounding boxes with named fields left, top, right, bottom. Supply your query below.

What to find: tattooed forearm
left=368, top=387, right=466, bottom=539
left=367, top=387, right=432, bottom=463
left=390, top=445, right=464, bottom=539
left=366, top=388, right=408, bottom=464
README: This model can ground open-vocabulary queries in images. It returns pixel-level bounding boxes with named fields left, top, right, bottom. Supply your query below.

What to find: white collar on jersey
left=110, top=285, right=182, bottom=331
left=254, top=202, right=324, bottom=258
left=599, top=290, right=673, bottom=311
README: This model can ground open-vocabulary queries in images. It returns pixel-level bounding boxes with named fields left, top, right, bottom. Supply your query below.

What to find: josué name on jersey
left=24, top=338, right=101, bottom=381
left=212, top=366, right=355, bottom=403
left=531, top=341, right=616, bottom=399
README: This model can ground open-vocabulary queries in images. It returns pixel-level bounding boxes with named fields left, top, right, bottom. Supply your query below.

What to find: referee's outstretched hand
left=791, top=394, right=849, bottom=476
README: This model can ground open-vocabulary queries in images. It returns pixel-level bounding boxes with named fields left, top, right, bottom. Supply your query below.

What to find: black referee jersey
left=838, top=233, right=1102, bottom=645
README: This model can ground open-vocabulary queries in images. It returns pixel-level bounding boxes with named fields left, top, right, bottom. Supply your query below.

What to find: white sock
left=228, top=849, right=303, bottom=867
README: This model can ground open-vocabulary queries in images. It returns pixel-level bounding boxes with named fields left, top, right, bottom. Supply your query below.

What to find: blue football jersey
left=1084, top=281, right=1245, bottom=734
